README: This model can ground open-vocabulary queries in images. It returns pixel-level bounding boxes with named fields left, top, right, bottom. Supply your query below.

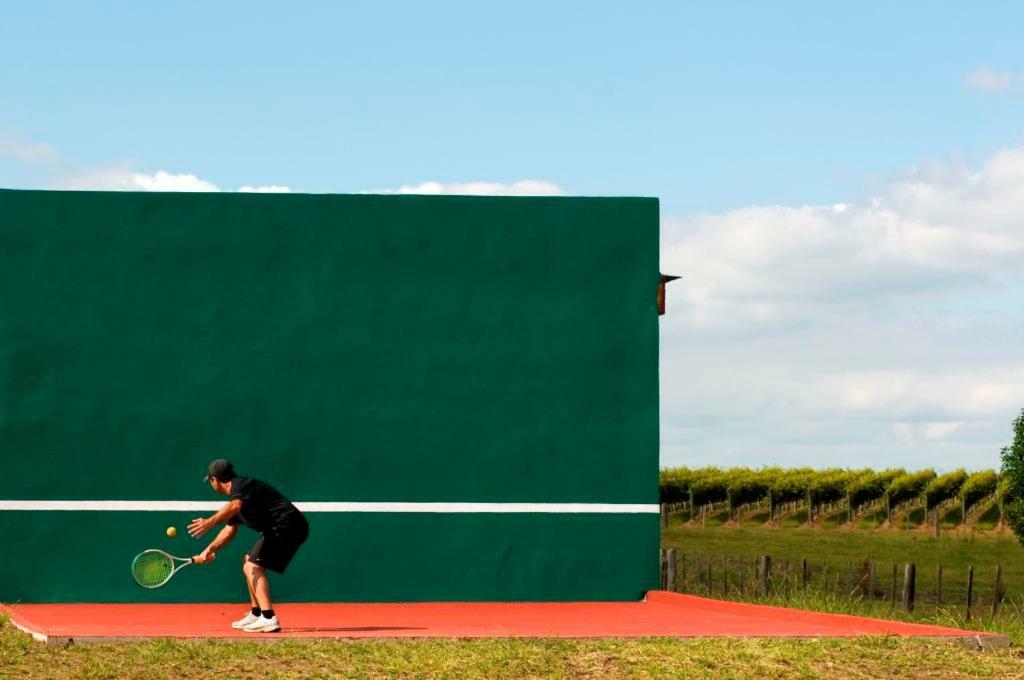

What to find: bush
left=689, top=468, right=730, bottom=506
left=658, top=465, right=1007, bottom=519
left=807, top=469, right=864, bottom=505
left=724, top=467, right=780, bottom=508
left=659, top=467, right=695, bottom=503
left=1000, top=408, right=1024, bottom=544
left=886, top=469, right=936, bottom=506
left=847, top=468, right=905, bottom=508
left=959, top=470, right=998, bottom=509
left=768, top=468, right=816, bottom=504
left=923, top=469, right=968, bottom=510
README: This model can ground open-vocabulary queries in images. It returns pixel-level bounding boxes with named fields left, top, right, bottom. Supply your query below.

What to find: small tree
left=1000, top=408, right=1024, bottom=544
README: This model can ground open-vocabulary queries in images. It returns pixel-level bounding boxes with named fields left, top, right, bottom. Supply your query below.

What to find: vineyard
left=660, top=466, right=1010, bottom=531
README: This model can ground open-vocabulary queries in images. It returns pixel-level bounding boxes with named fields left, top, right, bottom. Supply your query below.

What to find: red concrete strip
left=643, top=592, right=984, bottom=638
left=0, top=592, right=997, bottom=642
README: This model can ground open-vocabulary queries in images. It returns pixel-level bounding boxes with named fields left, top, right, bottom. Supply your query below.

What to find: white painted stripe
left=0, top=500, right=658, bottom=514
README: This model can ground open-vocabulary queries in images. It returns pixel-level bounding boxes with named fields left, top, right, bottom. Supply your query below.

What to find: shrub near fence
left=924, top=470, right=968, bottom=511
left=660, top=466, right=1013, bottom=530
left=886, top=469, right=937, bottom=522
left=847, top=469, right=905, bottom=517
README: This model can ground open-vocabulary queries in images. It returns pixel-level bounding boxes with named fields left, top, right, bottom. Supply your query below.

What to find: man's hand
left=193, top=548, right=217, bottom=564
left=188, top=516, right=214, bottom=538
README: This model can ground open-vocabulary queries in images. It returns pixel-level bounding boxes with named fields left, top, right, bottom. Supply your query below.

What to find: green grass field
left=662, top=521, right=1024, bottom=645
left=3, top=616, right=1024, bottom=679
left=5, top=524, right=1024, bottom=678
left=662, top=520, right=1024, bottom=593
left=665, top=514, right=1024, bottom=553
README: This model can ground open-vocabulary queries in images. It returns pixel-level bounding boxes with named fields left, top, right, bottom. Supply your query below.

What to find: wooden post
left=660, top=549, right=667, bottom=590
left=992, top=564, right=1004, bottom=618
left=661, top=504, right=669, bottom=529
left=666, top=548, right=677, bottom=592
left=801, top=557, right=809, bottom=590
left=966, top=565, right=975, bottom=621
left=868, top=562, right=877, bottom=602
left=935, top=564, right=943, bottom=605
left=680, top=553, right=688, bottom=593
left=890, top=564, right=897, bottom=605
left=758, top=555, right=772, bottom=597
left=902, top=563, right=916, bottom=612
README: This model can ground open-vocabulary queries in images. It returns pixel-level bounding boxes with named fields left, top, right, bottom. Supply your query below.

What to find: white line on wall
left=0, top=500, right=658, bottom=514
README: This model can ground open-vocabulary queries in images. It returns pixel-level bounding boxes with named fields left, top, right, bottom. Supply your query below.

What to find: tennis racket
left=131, top=549, right=194, bottom=588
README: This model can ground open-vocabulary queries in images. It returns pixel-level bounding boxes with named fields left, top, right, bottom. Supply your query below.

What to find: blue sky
left=2, top=2, right=1023, bottom=470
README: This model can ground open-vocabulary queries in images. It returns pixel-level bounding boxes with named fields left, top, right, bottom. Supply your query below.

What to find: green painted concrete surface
left=0, top=189, right=660, bottom=601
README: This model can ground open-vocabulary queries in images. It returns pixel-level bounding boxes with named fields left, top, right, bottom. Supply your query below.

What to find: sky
left=2, top=2, right=1023, bottom=471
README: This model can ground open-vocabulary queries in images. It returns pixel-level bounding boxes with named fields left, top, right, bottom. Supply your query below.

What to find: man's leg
left=243, top=558, right=272, bottom=611
left=230, top=557, right=264, bottom=630
left=243, top=556, right=258, bottom=608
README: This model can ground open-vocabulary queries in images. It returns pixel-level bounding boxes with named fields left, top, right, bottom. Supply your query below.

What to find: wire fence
left=659, top=550, right=1011, bottom=620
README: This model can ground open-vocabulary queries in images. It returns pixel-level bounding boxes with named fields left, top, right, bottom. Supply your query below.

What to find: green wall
left=0, top=188, right=660, bottom=602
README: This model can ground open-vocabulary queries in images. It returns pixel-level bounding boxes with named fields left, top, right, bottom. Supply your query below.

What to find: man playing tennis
left=187, top=459, right=309, bottom=633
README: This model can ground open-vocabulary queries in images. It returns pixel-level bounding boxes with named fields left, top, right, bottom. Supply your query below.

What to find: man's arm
left=188, top=498, right=243, bottom=538
left=194, top=524, right=238, bottom=564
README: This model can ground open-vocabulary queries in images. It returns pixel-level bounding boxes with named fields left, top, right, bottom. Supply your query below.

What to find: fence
left=659, top=549, right=1009, bottom=620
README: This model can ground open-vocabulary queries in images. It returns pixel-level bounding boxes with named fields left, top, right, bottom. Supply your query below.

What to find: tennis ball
left=166, top=526, right=177, bottom=538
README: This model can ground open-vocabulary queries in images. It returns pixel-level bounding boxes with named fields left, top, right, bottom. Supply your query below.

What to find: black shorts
left=248, top=520, right=309, bottom=574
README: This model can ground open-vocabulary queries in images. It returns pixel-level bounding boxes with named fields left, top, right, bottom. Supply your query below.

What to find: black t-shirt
left=226, top=476, right=304, bottom=533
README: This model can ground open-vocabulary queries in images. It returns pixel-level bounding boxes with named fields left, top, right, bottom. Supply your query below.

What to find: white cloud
left=238, top=185, right=292, bottom=193
left=0, top=138, right=292, bottom=192
left=662, top=148, right=1024, bottom=335
left=965, top=67, right=1017, bottom=93
left=366, top=180, right=565, bottom=196
left=660, top=147, right=1024, bottom=471
left=832, top=371, right=1024, bottom=418
left=65, top=168, right=221, bottom=192
left=0, top=139, right=63, bottom=166
left=62, top=167, right=292, bottom=193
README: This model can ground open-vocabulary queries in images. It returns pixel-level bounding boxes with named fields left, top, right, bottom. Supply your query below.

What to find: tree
left=1000, top=408, right=1024, bottom=544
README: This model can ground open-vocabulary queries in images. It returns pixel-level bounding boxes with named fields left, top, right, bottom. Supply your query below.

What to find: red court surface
left=2, top=591, right=1008, bottom=647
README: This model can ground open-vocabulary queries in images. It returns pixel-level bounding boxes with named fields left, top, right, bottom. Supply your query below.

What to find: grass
left=662, top=521, right=1024, bottom=594
left=5, top=524, right=1024, bottom=677
left=3, top=616, right=1024, bottom=679
left=662, top=521, right=1024, bottom=644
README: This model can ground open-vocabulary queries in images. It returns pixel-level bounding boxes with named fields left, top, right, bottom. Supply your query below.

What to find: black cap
left=205, top=459, right=236, bottom=482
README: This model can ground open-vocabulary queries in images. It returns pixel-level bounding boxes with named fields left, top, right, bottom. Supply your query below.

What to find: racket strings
left=132, top=551, right=175, bottom=588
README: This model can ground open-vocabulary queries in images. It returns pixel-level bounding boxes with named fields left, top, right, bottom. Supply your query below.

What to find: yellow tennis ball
left=166, top=526, right=177, bottom=538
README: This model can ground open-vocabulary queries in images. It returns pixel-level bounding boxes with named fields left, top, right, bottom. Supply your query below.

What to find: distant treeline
left=659, top=466, right=1010, bottom=518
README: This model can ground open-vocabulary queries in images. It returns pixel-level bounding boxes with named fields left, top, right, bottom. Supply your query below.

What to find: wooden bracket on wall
left=658, top=274, right=681, bottom=315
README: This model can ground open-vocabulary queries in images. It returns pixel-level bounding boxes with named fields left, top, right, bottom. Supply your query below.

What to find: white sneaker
left=243, top=615, right=281, bottom=633
left=231, top=612, right=260, bottom=629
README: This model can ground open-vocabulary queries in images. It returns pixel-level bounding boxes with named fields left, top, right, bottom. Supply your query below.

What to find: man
left=188, top=459, right=309, bottom=633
